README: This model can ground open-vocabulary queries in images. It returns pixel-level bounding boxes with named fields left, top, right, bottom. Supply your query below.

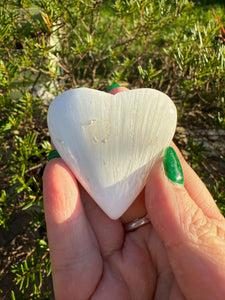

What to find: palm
left=49, top=179, right=183, bottom=299
left=72, top=196, right=185, bottom=299
left=80, top=188, right=155, bottom=299
left=44, top=83, right=225, bottom=299
left=43, top=156, right=225, bottom=300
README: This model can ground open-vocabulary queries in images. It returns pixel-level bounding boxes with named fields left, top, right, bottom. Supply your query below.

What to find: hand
left=43, top=87, right=225, bottom=300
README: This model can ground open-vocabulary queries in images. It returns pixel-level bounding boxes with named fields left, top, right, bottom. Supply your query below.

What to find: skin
left=43, top=87, right=225, bottom=300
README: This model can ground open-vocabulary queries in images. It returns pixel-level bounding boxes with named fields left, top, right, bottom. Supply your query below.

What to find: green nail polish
left=48, top=149, right=61, bottom=161
left=164, top=147, right=184, bottom=185
left=107, top=83, right=121, bottom=92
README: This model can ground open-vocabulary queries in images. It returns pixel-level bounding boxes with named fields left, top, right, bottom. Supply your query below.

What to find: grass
left=0, top=0, right=225, bottom=298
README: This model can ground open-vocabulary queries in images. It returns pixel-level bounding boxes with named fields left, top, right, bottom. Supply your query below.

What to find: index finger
left=43, top=159, right=102, bottom=299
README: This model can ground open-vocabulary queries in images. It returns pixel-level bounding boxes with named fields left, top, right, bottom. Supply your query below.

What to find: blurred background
left=0, top=0, right=225, bottom=298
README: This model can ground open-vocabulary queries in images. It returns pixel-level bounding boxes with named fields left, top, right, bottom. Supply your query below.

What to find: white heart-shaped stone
left=47, top=88, right=177, bottom=219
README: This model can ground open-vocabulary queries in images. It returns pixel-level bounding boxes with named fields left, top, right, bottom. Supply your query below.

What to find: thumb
left=145, top=147, right=225, bottom=299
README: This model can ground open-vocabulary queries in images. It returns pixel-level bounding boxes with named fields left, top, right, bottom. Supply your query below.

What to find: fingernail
left=48, top=149, right=61, bottom=161
left=107, top=83, right=121, bottom=92
left=164, top=147, right=184, bottom=185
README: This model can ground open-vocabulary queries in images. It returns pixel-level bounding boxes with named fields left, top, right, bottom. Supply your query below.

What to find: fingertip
left=145, top=157, right=189, bottom=241
left=164, top=146, right=184, bottom=185
left=43, top=159, right=81, bottom=224
left=108, top=84, right=129, bottom=95
left=107, top=83, right=121, bottom=92
left=43, top=158, right=65, bottom=187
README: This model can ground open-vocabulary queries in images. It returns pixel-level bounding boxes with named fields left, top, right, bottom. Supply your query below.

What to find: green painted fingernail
left=107, top=83, right=121, bottom=92
left=164, top=147, right=184, bottom=185
left=48, top=149, right=61, bottom=161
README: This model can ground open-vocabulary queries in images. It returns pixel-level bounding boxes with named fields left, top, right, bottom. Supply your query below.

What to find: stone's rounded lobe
left=47, top=88, right=177, bottom=219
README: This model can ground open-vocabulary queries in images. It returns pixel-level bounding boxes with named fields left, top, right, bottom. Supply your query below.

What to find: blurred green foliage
left=0, top=0, right=225, bottom=298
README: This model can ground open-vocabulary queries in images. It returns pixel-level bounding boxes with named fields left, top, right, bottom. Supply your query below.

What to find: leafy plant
left=209, top=178, right=225, bottom=217
left=186, top=138, right=208, bottom=169
left=1, top=0, right=225, bottom=298
left=11, top=239, right=51, bottom=298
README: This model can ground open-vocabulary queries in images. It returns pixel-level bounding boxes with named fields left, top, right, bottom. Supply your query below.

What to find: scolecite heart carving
left=47, top=88, right=177, bottom=219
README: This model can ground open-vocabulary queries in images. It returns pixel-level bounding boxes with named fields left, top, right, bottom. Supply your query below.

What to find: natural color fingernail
left=164, top=147, right=184, bottom=185
left=48, top=149, right=61, bottom=161
left=107, top=83, right=121, bottom=92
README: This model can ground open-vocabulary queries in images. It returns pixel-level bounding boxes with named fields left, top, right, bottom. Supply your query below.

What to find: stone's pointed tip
left=107, top=83, right=121, bottom=92
left=48, top=88, right=177, bottom=219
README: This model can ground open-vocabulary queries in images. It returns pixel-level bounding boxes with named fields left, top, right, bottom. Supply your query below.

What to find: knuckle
left=186, top=206, right=210, bottom=242
left=186, top=206, right=225, bottom=246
